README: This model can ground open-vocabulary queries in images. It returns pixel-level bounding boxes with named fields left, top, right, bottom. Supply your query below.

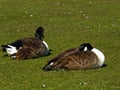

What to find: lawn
left=0, top=0, right=120, bottom=90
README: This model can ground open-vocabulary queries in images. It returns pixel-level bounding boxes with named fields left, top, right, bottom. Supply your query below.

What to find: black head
left=35, top=27, right=44, bottom=40
left=79, top=43, right=93, bottom=51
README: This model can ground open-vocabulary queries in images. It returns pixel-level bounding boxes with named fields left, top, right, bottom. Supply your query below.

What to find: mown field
left=0, top=0, right=120, bottom=90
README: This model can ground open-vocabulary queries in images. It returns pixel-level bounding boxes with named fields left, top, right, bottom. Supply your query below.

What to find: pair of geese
left=1, top=27, right=105, bottom=71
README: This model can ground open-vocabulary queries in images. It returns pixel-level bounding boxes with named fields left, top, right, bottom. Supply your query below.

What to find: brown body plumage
left=43, top=50, right=98, bottom=70
left=1, top=27, right=49, bottom=60
left=15, top=38, right=48, bottom=60
left=42, top=43, right=104, bottom=71
left=50, top=47, right=79, bottom=61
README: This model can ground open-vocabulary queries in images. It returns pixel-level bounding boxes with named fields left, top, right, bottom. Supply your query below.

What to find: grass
left=0, top=0, right=120, bottom=90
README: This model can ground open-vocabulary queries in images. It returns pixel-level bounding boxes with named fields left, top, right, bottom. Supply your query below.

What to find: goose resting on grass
left=43, top=43, right=105, bottom=71
left=1, top=27, right=49, bottom=60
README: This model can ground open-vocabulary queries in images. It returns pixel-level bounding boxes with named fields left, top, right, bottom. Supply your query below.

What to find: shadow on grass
left=101, top=64, right=107, bottom=68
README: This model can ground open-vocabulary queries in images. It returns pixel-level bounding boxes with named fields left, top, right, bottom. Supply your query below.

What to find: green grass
left=0, top=0, right=120, bottom=90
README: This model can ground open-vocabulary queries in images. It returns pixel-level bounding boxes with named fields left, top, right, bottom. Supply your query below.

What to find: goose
left=42, top=43, right=105, bottom=71
left=1, top=27, right=49, bottom=60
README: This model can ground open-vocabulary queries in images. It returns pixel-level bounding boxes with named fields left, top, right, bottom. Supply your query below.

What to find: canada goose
left=42, top=43, right=105, bottom=71
left=1, top=27, right=49, bottom=60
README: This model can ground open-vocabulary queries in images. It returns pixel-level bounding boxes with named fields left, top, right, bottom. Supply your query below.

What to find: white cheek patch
left=19, top=47, right=22, bottom=49
left=84, top=47, right=88, bottom=51
left=6, top=45, right=18, bottom=55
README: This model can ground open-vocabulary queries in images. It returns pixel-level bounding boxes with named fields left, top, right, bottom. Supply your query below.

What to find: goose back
left=11, top=38, right=49, bottom=60
left=43, top=50, right=98, bottom=71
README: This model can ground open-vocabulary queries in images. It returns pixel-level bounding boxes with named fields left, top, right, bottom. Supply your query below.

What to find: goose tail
left=42, top=55, right=61, bottom=71
left=1, top=45, right=10, bottom=52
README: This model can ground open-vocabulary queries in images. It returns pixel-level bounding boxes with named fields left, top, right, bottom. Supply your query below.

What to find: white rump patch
left=11, top=55, right=16, bottom=59
left=92, top=48, right=105, bottom=67
left=50, top=62, right=54, bottom=65
left=6, top=45, right=18, bottom=55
